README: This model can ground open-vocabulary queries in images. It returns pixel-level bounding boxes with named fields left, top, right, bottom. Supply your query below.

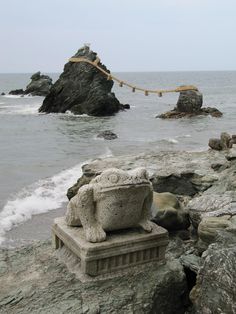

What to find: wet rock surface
left=67, top=149, right=227, bottom=199
left=97, top=130, right=118, bottom=140
left=190, top=229, right=236, bottom=314
left=176, top=90, right=203, bottom=113
left=157, top=90, right=222, bottom=119
left=0, top=241, right=188, bottom=314
left=9, top=89, right=24, bottom=95
left=39, top=46, right=124, bottom=116
left=2, top=148, right=236, bottom=313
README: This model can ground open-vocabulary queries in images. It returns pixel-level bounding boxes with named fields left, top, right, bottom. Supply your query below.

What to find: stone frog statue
left=66, top=167, right=155, bottom=243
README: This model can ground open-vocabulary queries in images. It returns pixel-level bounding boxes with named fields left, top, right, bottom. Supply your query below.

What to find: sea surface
left=0, top=71, right=236, bottom=247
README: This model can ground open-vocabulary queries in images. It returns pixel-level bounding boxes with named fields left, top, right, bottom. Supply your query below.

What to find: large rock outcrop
left=177, top=90, right=203, bottom=113
left=190, top=228, right=236, bottom=313
left=157, top=89, right=222, bottom=119
left=39, top=46, right=124, bottom=116
left=2, top=148, right=236, bottom=313
left=67, top=149, right=227, bottom=200
left=0, top=241, right=188, bottom=314
left=24, top=72, right=52, bottom=96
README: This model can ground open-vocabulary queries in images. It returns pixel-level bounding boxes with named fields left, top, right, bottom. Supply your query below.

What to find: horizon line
left=1, top=69, right=236, bottom=74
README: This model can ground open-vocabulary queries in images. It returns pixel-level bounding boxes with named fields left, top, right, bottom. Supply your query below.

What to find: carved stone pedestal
left=52, top=217, right=168, bottom=277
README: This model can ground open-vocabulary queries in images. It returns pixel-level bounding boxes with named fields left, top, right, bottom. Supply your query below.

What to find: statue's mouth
left=100, top=182, right=150, bottom=191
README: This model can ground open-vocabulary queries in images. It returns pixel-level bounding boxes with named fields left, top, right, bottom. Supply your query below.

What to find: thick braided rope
left=69, top=57, right=198, bottom=97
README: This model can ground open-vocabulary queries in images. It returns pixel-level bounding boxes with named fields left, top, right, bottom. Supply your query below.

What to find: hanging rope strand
left=69, top=57, right=198, bottom=96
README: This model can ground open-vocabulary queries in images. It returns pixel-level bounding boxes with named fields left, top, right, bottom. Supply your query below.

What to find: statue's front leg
left=66, top=194, right=82, bottom=226
left=138, top=189, right=155, bottom=233
left=78, top=185, right=106, bottom=243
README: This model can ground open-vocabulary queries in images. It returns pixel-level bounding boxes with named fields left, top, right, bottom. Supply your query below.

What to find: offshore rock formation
left=39, top=46, right=125, bottom=116
left=97, top=130, right=118, bottom=140
left=24, top=72, right=52, bottom=96
left=66, top=168, right=154, bottom=242
left=208, top=131, right=236, bottom=150
left=9, top=72, right=52, bottom=96
left=157, top=89, right=222, bottom=119
left=9, top=89, right=24, bottom=95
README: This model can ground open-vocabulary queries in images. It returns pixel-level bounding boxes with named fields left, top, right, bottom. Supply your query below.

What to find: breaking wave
left=0, top=163, right=84, bottom=245
left=0, top=103, right=39, bottom=115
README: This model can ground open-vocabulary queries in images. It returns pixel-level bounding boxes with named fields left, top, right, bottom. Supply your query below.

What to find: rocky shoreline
left=1, top=147, right=236, bottom=313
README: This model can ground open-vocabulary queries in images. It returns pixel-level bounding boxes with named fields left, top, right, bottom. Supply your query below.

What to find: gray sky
left=1, top=0, right=236, bottom=72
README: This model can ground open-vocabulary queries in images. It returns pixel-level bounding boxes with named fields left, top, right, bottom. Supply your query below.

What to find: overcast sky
left=1, top=0, right=236, bottom=73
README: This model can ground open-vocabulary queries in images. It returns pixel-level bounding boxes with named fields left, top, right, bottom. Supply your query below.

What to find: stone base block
left=52, top=217, right=169, bottom=277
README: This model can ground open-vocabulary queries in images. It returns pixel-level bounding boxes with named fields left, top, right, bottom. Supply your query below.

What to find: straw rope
left=69, top=57, right=198, bottom=97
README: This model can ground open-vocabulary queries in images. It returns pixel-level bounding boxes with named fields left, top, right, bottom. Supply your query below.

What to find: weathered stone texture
left=52, top=217, right=168, bottom=277
left=0, top=241, right=188, bottom=314
left=39, top=46, right=124, bottom=116
left=66, top=168, right=154, bottom=243
left=190, top=229, right=236, bottom=314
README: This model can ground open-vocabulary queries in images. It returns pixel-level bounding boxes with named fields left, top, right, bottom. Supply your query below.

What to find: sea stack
left=39, top=46, right=124, bottom=116
left=24, top=72, right=52, bottom=96
left=157, top=88, right=223, bottom=119
left=9, top=72, right=53, bottom=96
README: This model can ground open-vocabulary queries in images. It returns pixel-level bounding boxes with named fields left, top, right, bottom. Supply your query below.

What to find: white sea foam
left=93, top=135, right=104, bottom=141
left=3, top=94, right=37, bottom=99
left=177, top=134, right=191, bottom=138
left=0, top=103, right=39, bottom=115
left=0, top=149, right=114, bottom=245
left=100, top=147, right=113, bottom=157
left=65, top=111, right=89, bottom=117
left=166, top=138, right=179, bottom=144
left=0, top=162, right=84, bottom=245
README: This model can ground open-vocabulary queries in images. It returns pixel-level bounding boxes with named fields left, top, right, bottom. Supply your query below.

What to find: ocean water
left=0, top=71, right=236, bottom=247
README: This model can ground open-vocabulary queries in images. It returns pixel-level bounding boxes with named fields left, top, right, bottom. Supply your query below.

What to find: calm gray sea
left=0, top=71, right=236, bottom=247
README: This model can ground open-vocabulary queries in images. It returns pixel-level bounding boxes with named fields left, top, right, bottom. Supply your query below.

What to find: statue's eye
left=109, top=174, right=119, bottom=184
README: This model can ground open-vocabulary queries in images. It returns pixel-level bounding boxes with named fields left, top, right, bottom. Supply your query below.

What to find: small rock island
left=157, top=89, right=222, bottom=119
left=9, top=72, right=52, bottom=96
